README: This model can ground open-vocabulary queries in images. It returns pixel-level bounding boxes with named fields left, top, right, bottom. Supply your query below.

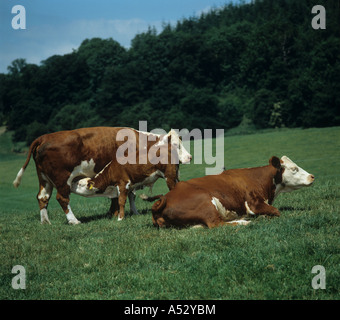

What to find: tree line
left=0, top=0, right=339, bottom=145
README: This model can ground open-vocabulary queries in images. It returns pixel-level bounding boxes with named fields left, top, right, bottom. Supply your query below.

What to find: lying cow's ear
left=269, top=156, right=281, bottom=169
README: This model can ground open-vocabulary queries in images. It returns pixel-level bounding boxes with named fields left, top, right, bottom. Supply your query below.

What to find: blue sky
left=0, top=0, right=245, bottom=73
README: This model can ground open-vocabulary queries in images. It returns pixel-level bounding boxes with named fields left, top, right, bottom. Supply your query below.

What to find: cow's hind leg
left=107, top=198, right=119, bottom=217
left=128, top=191, right=140, bottom=215
left=37, top=181, right=53, bottom=224
left=56, top=191, right=81, bottom=225
left=152, top=216, right=167, bottom=228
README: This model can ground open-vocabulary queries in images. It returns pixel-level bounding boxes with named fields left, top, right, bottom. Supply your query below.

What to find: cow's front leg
left=245, top=200, right=280, bottom=217
left=56, top=191, right=81, bottom=225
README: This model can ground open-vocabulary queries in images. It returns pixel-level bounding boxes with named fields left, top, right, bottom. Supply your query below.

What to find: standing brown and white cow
left=149, top=156, right=314, bottom=228
left=13, top=127, right=191, bottom=224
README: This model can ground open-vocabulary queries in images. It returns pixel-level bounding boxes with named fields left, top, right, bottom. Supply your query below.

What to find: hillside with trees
left=0, top=0, right=339, bottom=144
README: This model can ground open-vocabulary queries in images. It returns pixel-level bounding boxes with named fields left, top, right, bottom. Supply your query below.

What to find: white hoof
left=66, top=205, right=81, bottom=225
left=139, top=194, right=149, bottom=200
left=68, top=219, right=81, bottom=225
left=40, top=209, right=51, bottom=225
left=190, top=224, right=204, bottom=229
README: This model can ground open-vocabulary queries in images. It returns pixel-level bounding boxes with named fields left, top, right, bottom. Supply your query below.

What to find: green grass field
left=0, top=127, right=339, bottom=300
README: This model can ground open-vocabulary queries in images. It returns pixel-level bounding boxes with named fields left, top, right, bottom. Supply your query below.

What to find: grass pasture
left=0, top=127, right=339, bottom=300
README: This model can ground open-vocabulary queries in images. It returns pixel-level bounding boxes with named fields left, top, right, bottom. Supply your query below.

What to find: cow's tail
left=151, top=196, right=167, bottom=214
left=139, top=194, right=163, bottom=202
left=13, top=138, right=40, bottom=188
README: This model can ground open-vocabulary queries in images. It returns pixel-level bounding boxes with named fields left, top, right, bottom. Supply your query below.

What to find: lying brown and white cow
left=13, top=127, right=191, bottom=225
left=74, top=143, right=179, bottom=221
left=150, top=156, right=314, bottom=228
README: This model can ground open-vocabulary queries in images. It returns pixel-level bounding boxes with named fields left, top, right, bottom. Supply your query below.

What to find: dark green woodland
left=1, top=0, right=339, bottom=144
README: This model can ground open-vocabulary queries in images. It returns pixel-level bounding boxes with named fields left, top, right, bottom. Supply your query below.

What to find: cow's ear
left=269, top=156, right=281, bottom=169
left=88, top=181, right=95, bottom=190
left=160, top=133, right=170, bottom=143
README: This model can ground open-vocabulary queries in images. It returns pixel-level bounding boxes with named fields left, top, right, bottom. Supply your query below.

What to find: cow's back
left=35, top=127, right=133, bottom=173
left=180, top=171, right=245, bottom=196
left=71, top=127, right=124, bottom=170
left=185, top=167, right=270, bottom=192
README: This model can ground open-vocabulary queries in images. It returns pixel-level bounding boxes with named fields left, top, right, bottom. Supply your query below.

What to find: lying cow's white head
left=159, top=129, right=192, bottom=164
left=275, top=156, right=314, bottom=195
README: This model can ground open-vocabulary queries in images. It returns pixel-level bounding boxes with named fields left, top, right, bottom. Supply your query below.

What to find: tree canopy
left=1, top=0, right=339, bottom=144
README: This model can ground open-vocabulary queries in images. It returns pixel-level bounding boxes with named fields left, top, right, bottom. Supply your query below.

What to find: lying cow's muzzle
left=308, top=174, right=315, bottom=185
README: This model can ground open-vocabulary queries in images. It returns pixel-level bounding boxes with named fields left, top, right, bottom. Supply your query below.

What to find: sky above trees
left=1, top=0, right=242, bottom=73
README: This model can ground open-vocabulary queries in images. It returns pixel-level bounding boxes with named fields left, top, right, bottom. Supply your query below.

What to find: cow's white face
left=163, top=129, right=192, bottom=164
left=280, top=156, right=314, bottom=192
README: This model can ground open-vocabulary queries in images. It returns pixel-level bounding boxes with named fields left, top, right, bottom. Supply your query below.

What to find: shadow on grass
left=79, top=213, right=111, bottom=224
left=79, top=209, right=151, bottom=224
left=279, top=206, right=310, bottom=211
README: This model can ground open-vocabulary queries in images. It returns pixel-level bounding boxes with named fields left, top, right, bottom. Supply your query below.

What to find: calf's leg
left=117, top=185, right=129, bottom=221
